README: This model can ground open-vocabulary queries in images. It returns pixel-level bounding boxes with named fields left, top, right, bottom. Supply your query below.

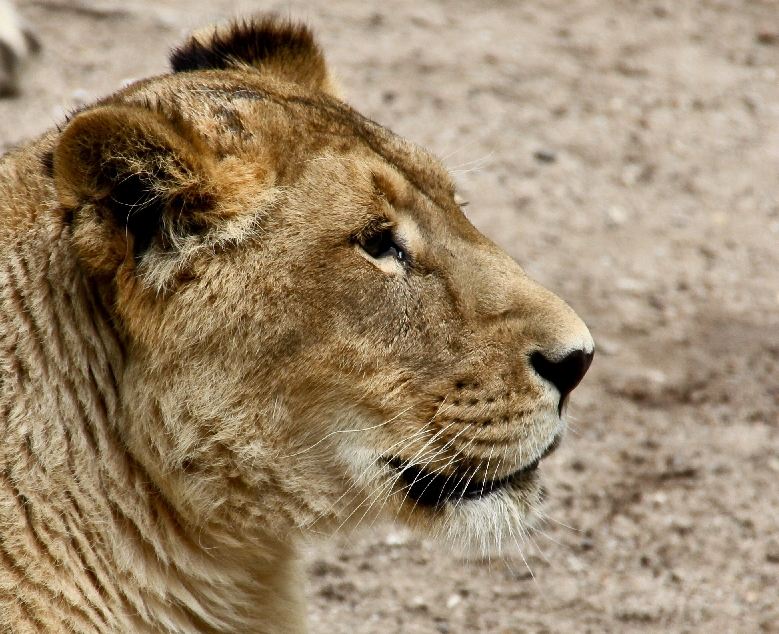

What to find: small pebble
left=533, top=148, right=557, bottom=163
left=606, top=205, right=627, bottom=227
left=407, top=596, right=428, bottom=612
left=580, top=537, right=595, bottom=550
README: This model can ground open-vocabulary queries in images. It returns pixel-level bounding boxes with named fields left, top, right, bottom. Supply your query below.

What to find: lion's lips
left=385, top=434, right=562, bottom=507
left=386, top=458, right=539, bottom=507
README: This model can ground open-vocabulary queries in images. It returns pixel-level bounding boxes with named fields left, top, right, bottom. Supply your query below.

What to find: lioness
left=0, top=17, right=594, bottom=634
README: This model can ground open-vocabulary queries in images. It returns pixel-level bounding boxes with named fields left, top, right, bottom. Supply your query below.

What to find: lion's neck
left=0, top=190, right=306, bottom=633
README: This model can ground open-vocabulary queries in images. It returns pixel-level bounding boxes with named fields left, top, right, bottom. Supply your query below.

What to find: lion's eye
left=360, top=228, right=405, bottom=261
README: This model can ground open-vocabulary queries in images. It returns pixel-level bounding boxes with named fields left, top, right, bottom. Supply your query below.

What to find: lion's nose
left=531, top=348, right=594, bottom=412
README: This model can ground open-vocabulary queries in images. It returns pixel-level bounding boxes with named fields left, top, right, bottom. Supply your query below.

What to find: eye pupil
left=361, top=229, right=405, bottom=261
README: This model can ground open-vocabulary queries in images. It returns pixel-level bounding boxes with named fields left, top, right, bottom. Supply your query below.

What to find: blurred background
left=2, top=1, right=778, bottom=632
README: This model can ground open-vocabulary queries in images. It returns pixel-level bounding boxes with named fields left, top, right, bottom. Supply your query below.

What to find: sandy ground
left=2, top=0, right=779, bottom=632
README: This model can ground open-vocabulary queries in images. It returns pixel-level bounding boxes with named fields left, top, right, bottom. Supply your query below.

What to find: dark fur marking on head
left=40, top=150, right=55, bottom=178
left=215, top=106, right=250, bottom=138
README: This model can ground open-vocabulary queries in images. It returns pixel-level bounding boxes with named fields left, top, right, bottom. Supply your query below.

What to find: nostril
left=531, top=348, right=594, bottom=408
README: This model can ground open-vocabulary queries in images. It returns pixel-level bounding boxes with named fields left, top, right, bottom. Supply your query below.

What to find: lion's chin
left=389, top=471, right=546, bottom=556
left=327, top=432, right=562, bottom=554
left=370, top=434, right=563, bottom=554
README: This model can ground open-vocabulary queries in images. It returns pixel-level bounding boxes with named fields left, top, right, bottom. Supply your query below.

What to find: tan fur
left=0, top=17, right=593, bottom=634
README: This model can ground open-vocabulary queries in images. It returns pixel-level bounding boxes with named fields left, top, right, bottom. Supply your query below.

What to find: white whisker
left=283, top=404, right=417, bottom=459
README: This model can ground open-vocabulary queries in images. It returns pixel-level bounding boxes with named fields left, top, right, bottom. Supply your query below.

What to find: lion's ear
left=54, top=104, right=222, bottom=272
left=170, top=16, right=341, bottom=98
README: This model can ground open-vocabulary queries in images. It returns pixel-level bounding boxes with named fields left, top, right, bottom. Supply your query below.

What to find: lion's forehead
left=112, top=73, right=457, bottom=210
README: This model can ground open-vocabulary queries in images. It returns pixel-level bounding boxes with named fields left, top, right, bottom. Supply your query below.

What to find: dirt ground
left=2, top=0, right=779, bottom=632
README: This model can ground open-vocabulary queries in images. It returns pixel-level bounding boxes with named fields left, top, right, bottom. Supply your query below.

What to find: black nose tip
left=531, top=348, right=594, bottom=409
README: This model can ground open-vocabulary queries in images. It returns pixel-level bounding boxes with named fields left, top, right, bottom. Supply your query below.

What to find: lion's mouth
left=386, top=434, right=562, bottom=507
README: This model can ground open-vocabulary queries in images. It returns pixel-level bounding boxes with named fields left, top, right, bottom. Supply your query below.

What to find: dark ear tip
left=169, top=16, right=328, bottom=91
left=170, top=15, right=318, bottom=70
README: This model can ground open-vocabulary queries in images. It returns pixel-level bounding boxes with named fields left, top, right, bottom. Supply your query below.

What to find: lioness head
left=53, top=17, right=593, bottom=552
